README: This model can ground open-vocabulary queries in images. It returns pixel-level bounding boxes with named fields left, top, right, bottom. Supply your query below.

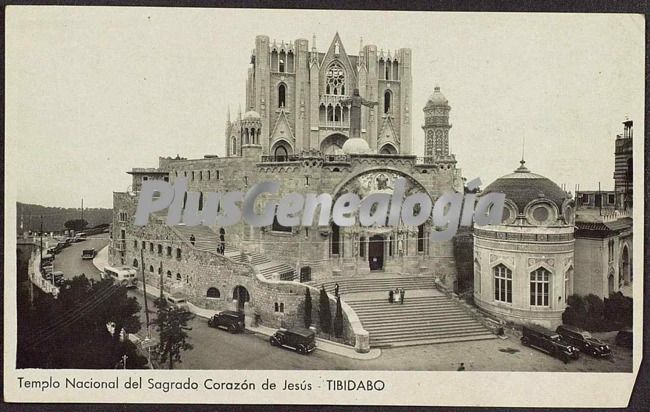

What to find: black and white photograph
left=4, top=6, right=644, bottom=407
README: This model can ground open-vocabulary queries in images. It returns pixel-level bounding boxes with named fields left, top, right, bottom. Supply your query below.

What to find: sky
left=6, top=8, right=645, bottom=208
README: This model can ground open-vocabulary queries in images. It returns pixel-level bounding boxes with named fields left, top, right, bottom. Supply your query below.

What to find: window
left=158, top=244, right=163, bottom=255
left=359, top=236, right=365, bottom=257
left=608, top=194, right=616, bottom=204
left=388, top=236, right=394, bottom=257
left=331, top=223, right=340, bottom=255
left=166, top=270, right=172, bottom=279
left=608, top=239, right=615, bottom=262
left=166, top=246, right=172, bottom=257
left=493, top=264, right=512, bottom=303
left=231, top=137, right=237, bottom=155
left=191, top=171, right=195, bottom=181
left=326, top=62, right=346, bottom=95
left=142, top=241, right=146, bottom=250
left=581, top=193, right=589, bottom=203
left=132, top=258, right=138, bottom=268
left=530, top=267, right=550, bottom=306
left=176, top=273, right=181, bottom=281
left=384, top=90, right=391, bottom=114
left=207, top=170, right=211, bottom=180
left=176, top=248, right=182, bottom=259
left=142, top=176, right=149, bottom=181
left=150, top=243, right=154, bottom=252
left=118, top=211, right=127, bottom=222
left=274, top=145, right=288, bottom=161
left=216, top=170, right=220, bottom=179
left=164, top=176, right=169, bottom=182
left=280, top=303, right=284, bottom=313
left=199, top=171, right=203, bottom=181
left=274, top=302, right=279, bottom=312
left=272, top=215, right=292, bottom=233
left=278, top=84, right=286, bottom=108
left=417, top=225, right=425, bottom=253
left=207, top=287, right=220, bottom=298
left=149, top=265, right=154, bottom=273
left=133, top=240, right=138, bottom=249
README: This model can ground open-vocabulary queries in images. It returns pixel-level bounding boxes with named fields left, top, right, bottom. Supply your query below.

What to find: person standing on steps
left=189, top=234, right=196, bottom=246
left=400, top=288, right=405, bottom=305
left=334, top=283, right=340, bottom=297
left=388, top=289, right=394, bottom=304
left=394, top=287, right=401, bottom=304
left=219, top=228, right=226, bottom=255
left=457, top=362, right=465, bottom=371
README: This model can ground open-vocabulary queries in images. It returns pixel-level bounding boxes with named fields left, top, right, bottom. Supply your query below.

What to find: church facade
left=111, top=34, right=464, bottom=351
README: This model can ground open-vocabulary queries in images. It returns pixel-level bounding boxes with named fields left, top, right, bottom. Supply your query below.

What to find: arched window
left=176, top=273, right=182, bottom=281
left=207, top=287, right=220, bottom=298
left=142, top=241, right=146, bottom=250
left=327, top=105, right=334, bottom=122
left=287, top=51, right=294, bottom=72
left=279, top=51, right=286, bottom=72
left=176, top=248, right=181, bottom=259
left=378, top=58, right=385, bottom=80
left=278, top=84, right=286, bottom=108
left=280, top=302, right=284, bottom=313
left=133, top=239, right=138, bottom=249
left=474, top=259, right=481, bottom=294
left=274, top=145, right=288, bottom=161
left=334, top=105, right=341, bottom=122
left=274, top=302, right=279, bottom=312
left=326, top=62, right=345, bottom=96
left=530, top=267, right=550, bottom=306
left=198, top=192, right=203, bottom=211
left=199, top=170, right=203, bottom=180
left=271, top=50, right=278, bottom=71
left=132, top=258, right=138, bottom=268
left=166, top=246, right=172, bottom=257
left=392, top=60, right=399, bottom=80
left=493, top=264, right=512, bottom=303
left=385, top=60, right=390, bottom=80
left=231, top=137, right=237, bottom=156
left=384, top=90, right=391, bottom=114
left=331, top=223, right=340, bottom=255
left=149, top=265, right=154, bottom=273
left=149, top=243, right=154, bottom=252
left=417, top=224, right=425, bottom=253
left=166, top=270, right=172, bottom=279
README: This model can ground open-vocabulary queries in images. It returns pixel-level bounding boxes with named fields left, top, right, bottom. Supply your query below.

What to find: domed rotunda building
left=473, top=160, right=576, bottom=329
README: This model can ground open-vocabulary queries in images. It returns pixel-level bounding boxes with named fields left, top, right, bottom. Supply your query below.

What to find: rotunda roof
left=482, top=160, right=569, bottom=211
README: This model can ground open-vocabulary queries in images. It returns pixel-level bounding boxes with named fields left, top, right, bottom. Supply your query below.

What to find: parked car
left=269, top=327, right=317, bottom=355
left=166, top=293, right=189, bottom=311
left=81, top=248, right=97, bottom=260
left=208, top=311, right=245, bottom=333
left=615, top=329, right=633, bottom=349
left=521, top=325, right=579, bottom=363
left=555, top=325, right=611, bottom=357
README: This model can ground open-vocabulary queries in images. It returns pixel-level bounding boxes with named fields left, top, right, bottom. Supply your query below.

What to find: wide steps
left=345, top=289, right=495, bottom=347
left=321, top=277, right=437, bottom=295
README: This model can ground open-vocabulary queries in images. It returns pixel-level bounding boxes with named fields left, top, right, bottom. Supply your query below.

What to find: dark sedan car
left=269, top=327, right=317, bottom=355
left=208, top=311, right=245, bottom=333
left=556, top=325, right=611, bottom=357
left=521, top=325, right=579, bottom=363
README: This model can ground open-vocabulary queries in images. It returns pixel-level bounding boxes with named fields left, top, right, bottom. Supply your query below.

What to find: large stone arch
left=270, top=139, right=293, bottom=159
left=379, top=143, right=398, bottom=154
left=332, top=167, right=432, bottom=202
left=320, top=133, right=348, bottom=155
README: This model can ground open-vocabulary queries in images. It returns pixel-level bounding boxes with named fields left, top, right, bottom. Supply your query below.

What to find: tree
left=154, top=299, right=194, bottom=369
left=304, top=287, right=312, bottom=328
left=17, top=275, right=145, bottom=369
left=64, top=219, right=88, bottom=232
left=333, top=295, right=343, bottom=338
left=319, top=286, right=331, bottom=334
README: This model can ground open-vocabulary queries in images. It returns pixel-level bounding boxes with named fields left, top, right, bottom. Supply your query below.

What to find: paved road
left=51, top=235, right=109, bottom=281
left=55, top=238, right=633, bottom=372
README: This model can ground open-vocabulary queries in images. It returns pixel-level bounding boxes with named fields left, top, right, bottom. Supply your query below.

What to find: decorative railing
left=415, top=157, right=436, bottom=165
left=260, top=155, right=303, bottom=163
left=260, top=154, right=351, bottom=163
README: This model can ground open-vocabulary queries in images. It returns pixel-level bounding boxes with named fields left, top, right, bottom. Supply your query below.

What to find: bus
left=103, top=265, right=138, bottom=288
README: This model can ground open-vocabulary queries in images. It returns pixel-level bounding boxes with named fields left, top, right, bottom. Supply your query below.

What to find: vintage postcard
left=4, top=6, right=645, bottom=407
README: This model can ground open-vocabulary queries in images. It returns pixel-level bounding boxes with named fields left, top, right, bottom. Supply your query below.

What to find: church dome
left=243, top=110, right=261, bottom=120
left=426, top=86, right=448, bottom=107
left=482, top=160, right=569, bottom=212
left=341, top=137, right=371, bottom=155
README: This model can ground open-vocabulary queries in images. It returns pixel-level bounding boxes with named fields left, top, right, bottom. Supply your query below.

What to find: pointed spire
left=359, top=36, right=363, bottom=53
left=238, top=104, right=242, bottom=120
left=312, top=33, right=316, bottom=50
left=227, top=105, right=231, bottom=123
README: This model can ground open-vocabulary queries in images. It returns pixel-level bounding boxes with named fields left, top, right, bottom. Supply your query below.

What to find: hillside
left=16, top=202, right=112, bottom=233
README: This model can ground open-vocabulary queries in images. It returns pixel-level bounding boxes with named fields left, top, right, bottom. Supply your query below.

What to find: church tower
left=422, top=86, right=452, bottom=160
left=613, top=119, right=633, bottom=209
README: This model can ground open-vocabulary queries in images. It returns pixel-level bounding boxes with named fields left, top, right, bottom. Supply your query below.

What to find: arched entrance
left=320, top=133, right=347, bottom=155
left=621, top=246, right=630, bottom=283
left=271, top=140, right=292, bottom=161
left=232, top=285, right=250, bottom=312
left=368, top=235, right=385, bottom=271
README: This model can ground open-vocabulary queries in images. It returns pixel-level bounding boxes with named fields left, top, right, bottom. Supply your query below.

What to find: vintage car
left=521, top=325, right=580, bottom=363
left=81, top=248, right=97, bottom=260
left=269, top=327, right=317, bottom=355
left=556, top=324, right=611, bottom=357
left=208, top=311, right=245, bottom=333
left=166, top=293, right=189, bottom=311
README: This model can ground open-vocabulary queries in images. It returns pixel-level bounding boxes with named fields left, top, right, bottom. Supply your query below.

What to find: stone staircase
left=321, top=276, right=437, bottom=295
left=171, top=224, right=296, bottom=281
left=347, top=295, right=496, bottom=347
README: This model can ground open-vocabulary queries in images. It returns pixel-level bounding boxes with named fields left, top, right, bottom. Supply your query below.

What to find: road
left=53, top=238, right=633, bottom=372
